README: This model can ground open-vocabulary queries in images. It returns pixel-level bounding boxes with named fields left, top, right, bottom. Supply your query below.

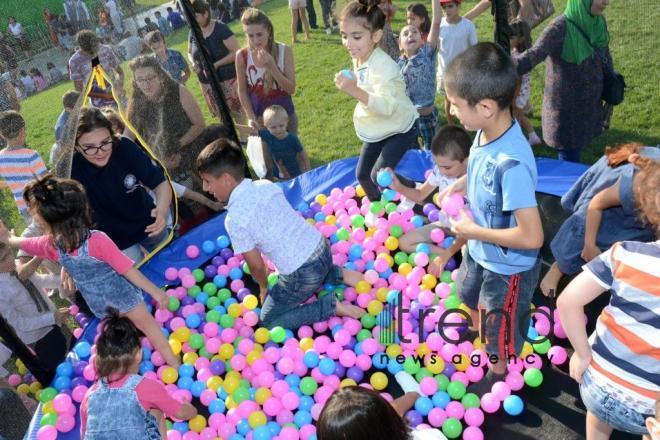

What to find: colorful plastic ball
left=503, top=395, right=524, bottom=416
left=73, top=341, right=91, bottom=358
left=202, top=240, right=216, bottom=254
left=165, top=267, right=179, bottom=281
left=446, top=381, right=466, bottom=400
left=186, top=245, right=200, bottom=259
left=162, top=367, right=179, bottom=384
left=37, top=425, right=58, bottom=440
left=39, top=387, right=58, bottom=403
left=548, top=346, right=568, bottom=365
left=376, top=170, right=393, bottom=187
left=461, top=393, right=481, bottom=409
left=464, top=407, right=484, bottom=427
left=40, top=412, right=57, bottom=427
left=523, top=368, right=543, bottom=388
left=56, top=413, right=76, bottom=432
left=216, top=235, right=230, bottom=249
left=480, top=393, right=500, bottom=414
left=430, top=228, right=445, bottom=244
left=414, top=396, right=433, bottom=416
left=463, top=426, right=484, bottom=440
left=419, top=376, right=438, bottom=396
left=370, top=372, right=388, bottom=390
left=300, top=377, right=318, bottom=396
left=270, top=326, right=286, bottom=343
left=52, top=393, right=72, bottom=412
left=188, top=415, right=207, bottom=432
left=253, top=425, right=272, bottom=440
left=441, top=417, right=463, bottom=439
left=318, top=358, right=336, bottom=376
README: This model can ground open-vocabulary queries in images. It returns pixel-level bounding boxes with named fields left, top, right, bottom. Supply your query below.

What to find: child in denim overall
left=0, top=175, right=181, bottom=368
left=197, top=139, right=365, bottom=330
left=81, top=310, right=197, bottom=439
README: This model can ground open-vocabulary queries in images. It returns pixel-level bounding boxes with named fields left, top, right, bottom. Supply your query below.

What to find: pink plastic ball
left=430, top=228, right=445, bottom=243
left=37, top=425, right=58, bottom=440
left=492, top=381, right=511, bottom=401
left=414, top=253, right=429, bottom=267
left=7, top=374, right=21, bottom=387
left=465, top=366, right=484, bottom=384
left=464, top=408, right=484, bottom=427
left=419, top=376, right=438, bottom=396
left=334, top=329, right=351, bottom=346
left=339, top=350, right=357, bottom=368
left=181, top=275, right=196, bottom=288
left=71, top=385, right=88, bottom=403
left=463, top=426, right=484, bottom=440
left=282, top=391, right=300, bottom=411
left=56, top=413, right=76, bottom=432
left=445, top=401, right=465, bottom=419
left=165, top=267, right=179, bottom=281
left=83, top=364, right=96, bottom=381
left=480, top=393, right=500, bottom=413
left=505, top=372, right=525, bottom=391
left=73, top=328, right=84, bottom=339
left=427, top=407, right=447, bottom=427
left=548, top=346, right=568, bottom=365
left=167, top=430, right=183, bottom=440
left=53, top=393, right=73, bottom=412
left=280, top=426, right=300, bottom=440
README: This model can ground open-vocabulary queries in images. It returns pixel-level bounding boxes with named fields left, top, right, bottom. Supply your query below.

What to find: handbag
left=566, top=18, right=626, bottom=105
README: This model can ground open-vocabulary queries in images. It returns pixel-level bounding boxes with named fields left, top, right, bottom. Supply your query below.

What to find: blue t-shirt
left=397, top=44, right=437, bottom=109
left=159, top=49, right=188, bottom=83
left=167, top=11, right=185, bottom=29
left=258, top=128, right=304, bottom=178
left=466, top=121, right=539, bottom=275
left=71, top=137, right=166, bottom=250
left=54, top=110, right=69, bottom=142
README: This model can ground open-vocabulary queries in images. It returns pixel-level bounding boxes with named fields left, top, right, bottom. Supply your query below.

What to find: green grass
left=2, top=0, right=659, bottom=231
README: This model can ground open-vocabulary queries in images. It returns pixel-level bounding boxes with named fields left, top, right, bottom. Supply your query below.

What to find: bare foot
left=336, top=301, right=365, bottom=319
left=540, top=262, right=563, bottom=298
left=342, top=269, right=363, bottom=287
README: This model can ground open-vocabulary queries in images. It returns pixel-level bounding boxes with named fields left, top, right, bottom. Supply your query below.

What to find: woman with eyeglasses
left=126, top=55, right=206, bottom=190
left=71, top=107, right=173, bottom=263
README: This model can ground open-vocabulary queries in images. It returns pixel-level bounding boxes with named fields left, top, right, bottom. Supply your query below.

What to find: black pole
left=492, top=0, right=511, bottom=53
left=179, top=0, right=240, bottom=146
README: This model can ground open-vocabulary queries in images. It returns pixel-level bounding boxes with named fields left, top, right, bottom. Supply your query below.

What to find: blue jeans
left=557, top=147, right=582, bottom=162
left=122, top=228, right=169, bottom=264
left=260, top=239, right=343, bottom=330
left=580, top=369, right=651, bottom=436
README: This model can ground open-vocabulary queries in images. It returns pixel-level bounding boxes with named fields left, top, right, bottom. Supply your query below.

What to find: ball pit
left=10, top=183, right=579, bottom=440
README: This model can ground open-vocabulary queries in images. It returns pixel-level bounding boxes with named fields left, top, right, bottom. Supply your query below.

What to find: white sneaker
left=325, top=27, right=332, bottom=35
left=397, top=198, right=415, bottom=213
left=528, top=132, right=542, bottom=147
left=365, top=211, right=378, bottom=228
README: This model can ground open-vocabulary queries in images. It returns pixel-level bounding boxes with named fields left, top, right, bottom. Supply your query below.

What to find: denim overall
left=57, top=233, right=143, bottom=318
left=85, top=375, right=161, bottom=440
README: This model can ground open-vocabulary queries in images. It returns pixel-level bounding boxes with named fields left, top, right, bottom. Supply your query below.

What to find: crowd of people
left=0, top=0, right=658, bottom=439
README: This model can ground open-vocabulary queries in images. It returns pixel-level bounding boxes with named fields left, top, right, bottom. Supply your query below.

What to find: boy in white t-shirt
left=436, top=0, right=477, bottom=124
left=386, top=125, right=471, bottom=274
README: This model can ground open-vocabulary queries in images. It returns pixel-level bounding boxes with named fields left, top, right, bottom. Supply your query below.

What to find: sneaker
left=365, top=211, right=378, bottom=228
left=397, top=198, right=415, bottom=213
left=325, top=27, right=332, bottom=35
left=528, top=132, right=542, bottom=147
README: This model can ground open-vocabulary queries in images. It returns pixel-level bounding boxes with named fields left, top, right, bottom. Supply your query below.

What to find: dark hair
left=75, top=30, right=99, bottom=54
left=62, top=90, right=80, bottom=109
left=94, top=308, right=143, bottom=379
left=30, top=68, right=43, bottom=77
left=340, top=0, right=386, bottom=32
left=76, top=107, right=121, bottom=149
left=23, top=174, right=93, bottom=253
left=633, top=159, right=660, bottom=232
left=197, top=138, right=246, bottom=180
left=144, top=17, right=152, bottom=23
left=444, top=42, right=517, bottom=109
left=431, top=125, right=471, bottom=161
left=167, top=6, right=173, bottom=12
left=201, top=123, right=232, bottom=146
left=101, top=107, right=125, bottom=134
left=145, top=29, right=164, bottom=45
left=509, top=19, right=532, bottom=52
left=191, top=0, right=211, bottom=15
left=47, top=62, right=55, bottom=69
left=0, top=110, right=26, bottom=140
left=406, top=3, right=430, bottom=34
left=317, top=387, right=410, bottom=440
left=155, top=11, right=161, bottom=16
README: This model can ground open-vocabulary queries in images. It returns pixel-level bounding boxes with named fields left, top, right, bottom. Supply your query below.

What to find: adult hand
left=259, top=285, right=268, bottom=305
left=253, top=48, right=275, bottom=70
left=569, top=351, right=591, bottom=384
left=581, top=244, right=602, bottom=263
left=55, top=308, right=69, bottom=325
left=334, top=71, right=358, bottom=95
left=166, top=152, right=182, bottom=169
left=60, top=267, right=76, bottom=293
left=145, top=207, right=167, bottom=237
left=450, top=209, right=479, bottom=240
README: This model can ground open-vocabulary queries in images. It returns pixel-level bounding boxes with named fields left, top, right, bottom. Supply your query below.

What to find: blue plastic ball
left=414, top=396, right=433, bottom=416
left=376, top=170, right=393, bottom=187
left=443, top=236, right=455, bottom=249
left=56, top=362, right=73, bottom=377
left=209, top=398, right=226, bottom=414
left=372, top=352, right=389, bottom=369
left=294, top=409, right=313, bottom=427
left=318, top=358, right=336, bottom=376
left=202, top=240, right=216, bottom=254
left=253, top=426, right=272, bottom=440
left=216, top=235, right=230, bottom=249
left=53, top=375, right=71, bottom=391
left=179, top=364, right=195, bottom=377
left=416, top=243, right=431, bottom=255
left=74, top=341, right=91, bottom=358
left=190, top=380, right=206, bottom=397
left=503, top=395, right=525, bottom=416
left=432, top=391, right=451, bottom=409
left=229, top=267, right=244, bottom=280
left=172, top=422, right=188, bottom=433
left=387, top=358, right=404, bottom=375
left=139, top=361, right=155, bottom=374
left=177, top=376, right=194, bottom=390
left=213, top=274, right=227, bottom=288
left=303, top=351, right=320, bottom=368
left=185, top=314, right=201, bottom=329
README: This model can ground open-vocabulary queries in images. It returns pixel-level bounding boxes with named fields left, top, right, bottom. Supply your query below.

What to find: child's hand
left=382, top=167, right=402, bottom=191
left=429, top=250, right=451, bottom=277
left=248, top=118, right=260, bottom=134
left=580, top=244, right=602, bottom=263
left=259, top=285, right=268, bottom=305
left=154, top=290, right=168, bottom=309
left=145, top=207, right=167, bottom=237
left=334, top=71, right=357, bottom=95
left=208, top=200, right=225, bottom=212
left=277, top=160, right=291, bottom=180
left=0, top=221, right=12, bottom=244
left=569, top=351, right=591, bottom=384
left=449, top=209, right=479, bottom=240
left=436, top=178, right=467, bottom=207
left=60, top=267, right=77, bottom=292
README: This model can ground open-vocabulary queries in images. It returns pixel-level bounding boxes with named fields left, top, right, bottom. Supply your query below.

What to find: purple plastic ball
left=210, top=360, right=226, bottom=375
left=212, top=256, right=225, bottom=266
left=443, top=364, right=456, bottom=376
left=220, top=248, right=234, bottom=260
left=428, top=210, right=440, bottom=223
left=405, top=410, right=423, bottom=428
left=422, top=203, right=435, bottom=216
left=237, top=288, right=251, bottom=301
left=182, top=296, right=195, bottom=306
left=347, top=366, right=364, bottom=382
left=204, top=265, right=218, bottom=278
left=445, top=258, right=457, bottom=271
left=334, top=364, right=346, bottom=377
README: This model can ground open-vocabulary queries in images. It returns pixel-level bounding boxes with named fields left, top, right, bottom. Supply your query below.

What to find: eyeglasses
left=78, top=138, right=113, bottom=155
left=441, top=3, right=456, bottom=9
left=135, top=75, right=159, bottom=85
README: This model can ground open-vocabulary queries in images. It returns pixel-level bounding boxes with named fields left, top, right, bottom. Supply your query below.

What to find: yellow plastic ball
left=384, top=236, right=399, bottom=251
left=42, top=401, right=56, bottom=414
left=398, top=263, right=413, bottom=276
left=225, top=396, right=238, bottom=410
left=228, top=303, right=243, bottom=318
left=421, top=274, right=437, bottom=290
left=315, top=193, right=328, bottom=205
left=520, top=342, right=534, bottom=359
left=161, top=367, right=178, bottom=384
left=355, top=280, right=371, bottom=294
left=433, top=192, right=441, bottom=207
left=386, top=344, right=402, bottom=358
left=255, top=388, right=272, bottom=405
left=376, top=253, right=393, bottom=267
left=17, top=384, right=30, bottom=394
left=458, top=303, right=471, bottom=314
left=367, top=300, right=384, bottom=316
left=341, top=378, right=357, bottom=388
left=15, top=359, right=25, bottom=369
left=243, top=295, right=258, bottom=310
left=173, top=327, right=191, bottom=343
left=188, top=415, right=207, bottom=433
left=252, top=343, right=264, bottom=354
left=248, top=411, right=267, bottom=428
left=454, top=354, right=470, bottom=372
left=370, top=372, right=388, bottom=390
left=168, top=339, right=182, bottom=355
left=299, top=338, right=314, bottom=352
left=365, top=228, right=375, bottom=237
left=425, top=356, right=445, bottom=374
left=254, top=327, right=270, bottom=344
left=306, top=218, right=316, bottom=226
left=325, top=215, right=337, bottom=225
left=473, top=338, right=484, bottom=350
left=376, top=287, right=389, bottom=302
left=17, top=364, right=27, bottom=375
left=416, top=342, right=431, bottom=357
left=29, top=382, right=42, bottom=394
left=223, top=376, right=240, bottom=394
left=219, top=343, right=235, bottom=360
left=207, top=376, right=223, bottom=392
left=225, top=371, right=241, bottom=383
left=356, top=185, right=366, bottom=198
left=183, top=352, right=199, bottom=365
left=246, top=351, right=261, bottom=365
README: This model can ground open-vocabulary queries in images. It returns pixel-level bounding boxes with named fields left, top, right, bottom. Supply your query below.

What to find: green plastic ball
left=198, top=347, right=212, bottom=359
left=414, top=367, right=432, bottom=382
left=385, top=202, right=397, bottom=214
left=206, top=296, right=221, bottom=310
left=461, top=393, right=481, bottom=408
left=300, top=377, right=318, bottom=396
left=440, top=271, right=453, bottom=283
left=242, top=262, right=251, bottom=274
left=270, top=326, right=286, bottom=343
left=390, top=225, right=403, bottom=238
left=217, top=288, right=231, bottom=302
left=360, top=313, right=376, bottom=329
left=523, top=368, right=543, bottom=388
left=442, top=417, right=463, bottom=439
left=533, top=339, right=552, bottom=355
left=167, top=296, right=180, bottom=312
left=336, top=228, right=350, bottom=241
left=351, top=215, right=365, bottom=228
left=444, top=295, right=461, bottom=310
left=267, top=273, right=279, bottom=288
left=39, top=387, right=57, bottom=403
left=394, top=251, right=408, bottom=265
left=187, top=285, right=201, bottom=298
left=233, top=387, right=250, bottom=403
left=435, top=374, right=450, bottom=391
left=206, top=309, right=221, bottom=323
left=39, top=412, right=57, bottom=427
left=403, top=356, right=421, bottom=375
left=192, top=269, right=205, bottom=283
left=189, top=334, right=204, bottom=350
left=446, top=380, right=466, bottom=400
left=370, top=202, right=383, bottom=214
left=203, top=282, right=218, bottom=295
left=407, top=252, right=417, bottom=265
left=219, top=314, right=235, bottom=329
left=356, top=329, right=371, bottom=342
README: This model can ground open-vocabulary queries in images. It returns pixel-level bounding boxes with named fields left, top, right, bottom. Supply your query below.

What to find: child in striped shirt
left=0, top=111, right=47, bottom=224
left=558, top=159, right=659, bottom=439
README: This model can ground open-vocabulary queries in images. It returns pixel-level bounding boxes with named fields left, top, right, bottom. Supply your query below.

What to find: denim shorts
left=456, top=251, right=541, bottom=361
left=579, top=369, right=651, bottom=436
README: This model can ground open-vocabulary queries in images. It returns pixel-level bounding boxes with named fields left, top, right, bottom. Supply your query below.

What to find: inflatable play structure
left=17, top=150, right=639, bottom=440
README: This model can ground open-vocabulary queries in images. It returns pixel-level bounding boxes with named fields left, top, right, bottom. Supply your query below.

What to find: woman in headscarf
left=515, top=0, right=612, bottom=162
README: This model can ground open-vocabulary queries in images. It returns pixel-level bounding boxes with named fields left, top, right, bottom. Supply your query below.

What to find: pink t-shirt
left=80, top=375, right=183, bottom=436
left=20, top=230, right=134, bottom=274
